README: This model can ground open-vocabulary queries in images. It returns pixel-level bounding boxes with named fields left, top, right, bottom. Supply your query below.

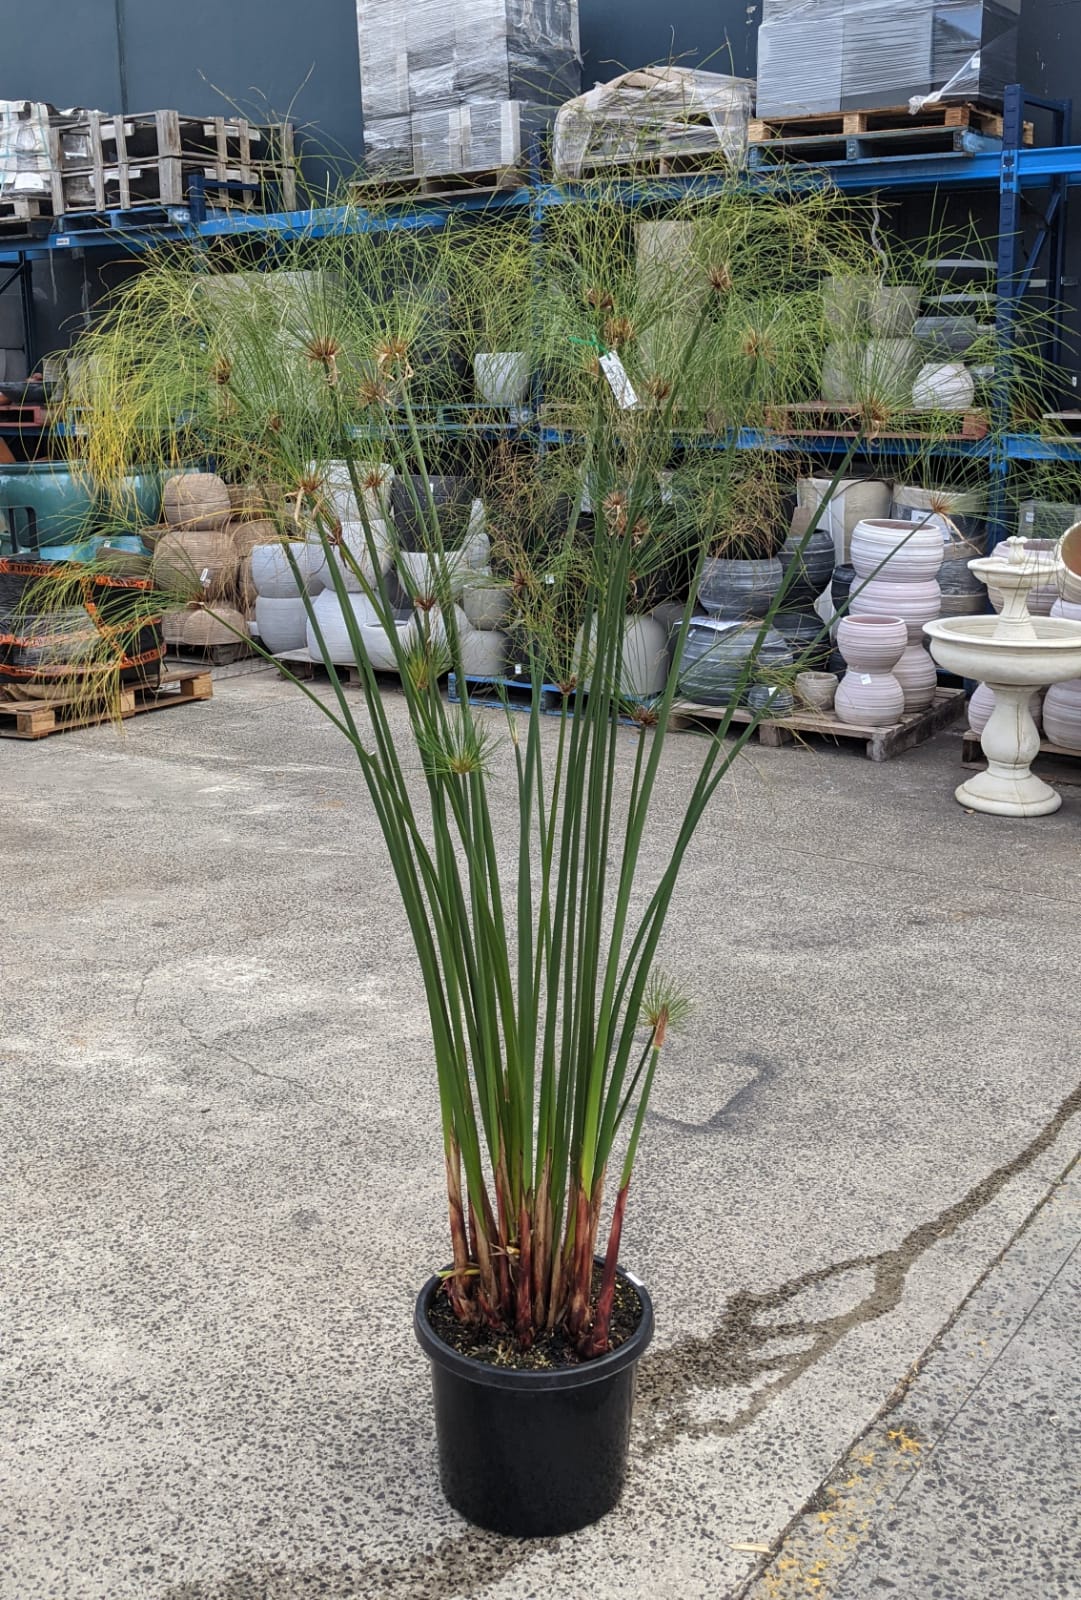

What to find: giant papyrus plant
left=46, top=176, right=951, bottom=1356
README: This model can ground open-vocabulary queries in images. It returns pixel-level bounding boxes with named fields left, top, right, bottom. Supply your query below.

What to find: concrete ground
left=1, top=668, right=1079, bottom=1600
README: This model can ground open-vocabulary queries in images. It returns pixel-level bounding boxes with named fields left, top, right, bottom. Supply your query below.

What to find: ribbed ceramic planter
left=967, top=682, right=1043, bottom=737
left=893, top=642, right=938, bottom=712
left=253, top=595, right=308, bottom=653
left=325, top=521, right=394, bottom=594
left=698, top=556, right=783, bottom=619
left=837, top=614, right=907, bottom=672
left=774, top=608, right=830, bottom=670
left=1042, top=679, right=1081, bottom=751
left=163, top=605, right=248, bottom=650
left=795, top=670, right=838, bottom=712
left=474, top=352, right=530, bottom=407
left=747, top=684, right=794, bottom=716
left=390, top=475, right=476, bottom=551
left=912, top=361, right=975, bottom=411
left=850, top=518, right=945, bottom=584
left=778, top=510, right=835, bottom=606
left=677, top=619, right=792, bottom=707
left=849, top=575, right=941, bottom=641
left=835, top=617, right=907, bottom=726
left=890, top=485, right=985, bottom=610
left=152, top=529, right=238, bottom=602
left=797, top=476, right=892, bottom=563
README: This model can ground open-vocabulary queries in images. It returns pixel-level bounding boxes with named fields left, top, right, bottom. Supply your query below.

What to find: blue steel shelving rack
left=2, top=84, right=1080, bottom=502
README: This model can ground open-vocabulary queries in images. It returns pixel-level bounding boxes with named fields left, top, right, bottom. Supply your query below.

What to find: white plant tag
left=860, top=673, right=873, bottom=685
left=599, top=351, right=639, bottom=410
left=200, top=567, right=212, bottom=587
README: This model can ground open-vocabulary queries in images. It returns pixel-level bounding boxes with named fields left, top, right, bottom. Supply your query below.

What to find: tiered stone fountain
left=924, top=536, right=1081, bottom=816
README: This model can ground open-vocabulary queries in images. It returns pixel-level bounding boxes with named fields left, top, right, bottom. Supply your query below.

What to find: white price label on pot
left=860, top=673, right=873, bottom=685
left=599, top=351, right=639, bottom=410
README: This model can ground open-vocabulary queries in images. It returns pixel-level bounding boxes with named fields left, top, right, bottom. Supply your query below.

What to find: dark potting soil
left=428, top=1267, right=642, bottom=1371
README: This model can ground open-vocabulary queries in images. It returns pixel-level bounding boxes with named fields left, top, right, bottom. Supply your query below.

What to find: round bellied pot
left=968, top=682, right=1043, bottom=737
left=797, top=476, right=892, bottom=564
left=462, top=579, right=514, bottom=632
left=306, top=590, right=380, bottom=665
left=575, top=615, right=670, bottom=698
left=892, top=642, right=938, bottom=712
left=862, top=337, right=920, bottom=397
left=162, top=472, right=232, bottom=531
left=250, top=539, right=326, bottom=599
left=835, top=614, right=907, bottom=727
left=414, top=1266, right=654, bottom=1537
left=890, top=485, right=986, bottom=616
left=778, top=507, right=835, bottom=606
left=1041, top=679, right=1081, bottom=752
left=849, top=575, right=941, bottom=641
left=698, top=556, right=783, bottom=620
left=795, top=670, right=838, bottom=712
left=253, top=595, right=308, bottom=654
left=677, top=618, right=792, bottom=707
left=774, top=608, right=831, bottom=671
left=390, top=475, right=477, bottom=552
left=474, top=352, right=530, bottom=407
left=747, top=683, right=794, bottom=716
left=850, top=518, right=944, bottom=585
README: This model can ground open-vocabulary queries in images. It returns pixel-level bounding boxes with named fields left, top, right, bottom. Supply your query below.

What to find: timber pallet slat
left=669, top=686, right=966, bottom=761
left=0, top=667, right=212, bottom=740
left=962, top=730, right=1081, bottom=786
left=273, top=649, right=405, bottom=691
left=748, top=101, right=1033, bottom=144
left=351, top=166, right=525, bottom=202
left=0, top=403, right=50, bottom=428
left=762, top=402, right=989, bottom=442
left=571, top=147, right=733, bottom=181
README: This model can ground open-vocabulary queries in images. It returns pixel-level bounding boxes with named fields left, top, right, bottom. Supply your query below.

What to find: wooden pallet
left=0, top=194, right=53, bottom=229
left=351, top=166, right=525, bottom=202
left=0, top=402, right=49, bottom=428
left=166, top=641, right=252, bottom=667
left=669, top=686, right=966, bottom=761
left=749, top=102, right=1032, bottom=144
left=761, top=402, right=989, bottom=442
left=0, top=667, right=211, bottom=740
left=962, top=730, right=1081, bottom=786
left=572, top=147, right=733, bottom=181
left=274, top=649, right=405, bottom=690
left=448, top=670, right=555, bottom=710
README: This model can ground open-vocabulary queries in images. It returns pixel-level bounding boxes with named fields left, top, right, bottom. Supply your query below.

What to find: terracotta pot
left=1041, top=679, right=1081, bottom=752
left=849, top=575, right=941, bottom=641
left=893, top=642, right=937, bottom=712
left=834, top=669, right=905, bottom=727
left=795, top=670, right=838, bottom=711
left=837, top=614, right=907, bottom=672
left=850, top=518, right=944, bottom=583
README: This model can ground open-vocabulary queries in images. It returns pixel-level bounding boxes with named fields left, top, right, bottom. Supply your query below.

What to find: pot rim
left=414, top=1264, right=655, bottom=1392
left=838, top=614, right=907, bottom=628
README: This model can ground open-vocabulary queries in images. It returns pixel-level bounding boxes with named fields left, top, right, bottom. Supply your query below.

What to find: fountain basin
left=924, top=614, right=1081, bottom=687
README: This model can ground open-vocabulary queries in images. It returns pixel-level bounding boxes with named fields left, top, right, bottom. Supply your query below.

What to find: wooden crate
left=669, top=686, right=966, bottom=761
left=0, top=668, right=212, bottom=740
left=351, top=165, right=524, bottom=203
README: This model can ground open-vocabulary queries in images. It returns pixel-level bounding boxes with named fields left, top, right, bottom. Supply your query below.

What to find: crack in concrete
left=178, top=1018, right=319, bottom=1101
left=635, top=1078, right=1081, bottom=1457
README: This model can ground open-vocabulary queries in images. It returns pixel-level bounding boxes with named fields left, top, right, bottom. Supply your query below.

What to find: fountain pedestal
left=925, top=537, right=1081, bottom=817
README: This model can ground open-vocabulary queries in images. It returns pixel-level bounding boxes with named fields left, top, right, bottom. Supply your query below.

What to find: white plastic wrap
left=553, top=67, right=753, bottom=179
left=412, top=101, right=551, bottom=174
left=754, top=0, right=1021, bottom=119
left=0, top=101, right=56, bottom=200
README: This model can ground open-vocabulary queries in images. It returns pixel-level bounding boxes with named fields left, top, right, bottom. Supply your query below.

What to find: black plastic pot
left=414, top=1266, right=654, bottom=1537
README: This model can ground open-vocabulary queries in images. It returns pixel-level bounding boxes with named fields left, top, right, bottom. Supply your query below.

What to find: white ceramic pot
left=462, top=579, right=514, bottom=632
left=251, top=540, right=326, bottom=599
left=576, top=615, right=670, bottom=698
left=413, top=604, right=473, bottom=654
left=863, top=337, right=920, bottom=397
left=850, top=518, right=945, bottom=583
left=893, top=642, right=938, bottom=712
left=359, top=611, right=415, bottom=672
left=461, top=628, right=509, bottom=678
left=849, top=575, right=941, bottom=641
left=313, top=460, right=394, bottom=523
left=253, top=595, right=308, bottom=654
left=474, top=352, right=530, bottom=407
left=869, top=285, right=920, bottom=338
left=305, top=590, right=380, bottom=664
left=797, top=476, right=893, bottom=563
left=398, top=549, right=471, bottom=602
left=325, top=520, right=394, bottom=593
left=820, top=341, right=863, bottom=405
left=912, top=361, right=975, bottom=411
left=837, top=614, right=907, bottom=672
left=835, top=669, right=905, bottom=728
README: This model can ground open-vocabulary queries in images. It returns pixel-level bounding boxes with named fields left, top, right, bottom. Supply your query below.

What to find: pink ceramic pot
left=849, top=575, right=941, bottom=641
left=1050, top=597, right=1081, bottom=622
left=835, top=668, right=905, bottom=727
left=893, top=642, right=937, bottom=712
left=1042, top=679, right=1081, bottom=752
left=968, top=682, right=1044, bottom=736
left=850, top=518, right=945, bottom=583
left=836, top=614, right=907, bottom=672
